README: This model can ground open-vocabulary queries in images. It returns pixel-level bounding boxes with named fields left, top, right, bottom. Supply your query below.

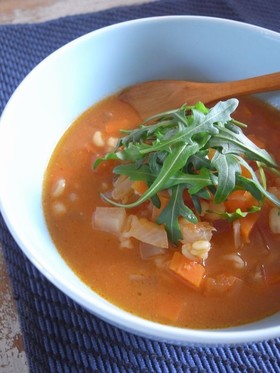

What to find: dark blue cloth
left=1, top=1, right=280, bottom=372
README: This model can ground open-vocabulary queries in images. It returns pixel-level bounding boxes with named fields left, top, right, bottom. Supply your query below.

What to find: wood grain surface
left=0, top=0, right=151, bottom=24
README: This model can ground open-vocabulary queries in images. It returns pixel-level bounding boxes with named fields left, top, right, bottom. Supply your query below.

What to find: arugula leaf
left=237, top=174, right=280, bottom=208
left=210, top=206, right=261, bottom=222
left=102, top=142, right=199, bottom=208
left=114, top=164, right=153, bottom=182
left=95, top=98, right=280, bottom=244
left=211, top=152, right=241, bottom=203
left=157, top=184, right=198, bottom=244
left=207, top=124, right=278, bottom=168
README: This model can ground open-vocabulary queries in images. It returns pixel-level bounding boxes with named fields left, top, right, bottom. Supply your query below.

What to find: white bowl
left=0, top=16, right=280, bottom=345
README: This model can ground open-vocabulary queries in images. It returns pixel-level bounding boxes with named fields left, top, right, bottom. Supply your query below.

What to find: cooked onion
left=111, top=175, right=133, bottom=202
left=92, top=207, right=126, bottom=234
left=139, top=242, right=166, bottom=260
left=233, top=219, right=241, bottom=249
left=123, top=215, right=168, bottom=248
left=179, top=218, right=214, bottom=244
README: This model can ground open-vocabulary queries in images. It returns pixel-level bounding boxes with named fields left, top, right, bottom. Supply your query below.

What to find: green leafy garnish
left=157, top=184, right=198, bottom=243
left=211, top=206, right=261, bottom=222
left=94, top=99, right=280, bottom=244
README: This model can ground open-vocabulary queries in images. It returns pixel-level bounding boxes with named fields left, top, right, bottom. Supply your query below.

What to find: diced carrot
left=156, top=294, right=184, bottom=323
left=169, top=251, right=205, bottom=288
left=105, top=119, right=131, bottom=135
left=131, top=180, right=148, bottom=195
left=239, top=212, right=260, bottom=243
left=224, top=190, right=258, bottom=213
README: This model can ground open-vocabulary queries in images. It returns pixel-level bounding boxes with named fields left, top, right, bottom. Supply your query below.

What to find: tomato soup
left=42, top=95, right=280, bottom=329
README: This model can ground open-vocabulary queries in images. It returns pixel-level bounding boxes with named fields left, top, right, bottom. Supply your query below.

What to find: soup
left=42, top=93, right=280, bottom=329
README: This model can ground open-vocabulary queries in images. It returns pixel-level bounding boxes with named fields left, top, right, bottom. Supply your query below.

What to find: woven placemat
left=1, top=0, right=280, bottom=372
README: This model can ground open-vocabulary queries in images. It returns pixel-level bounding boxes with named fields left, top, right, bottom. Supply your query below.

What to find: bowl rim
left=1, top=14, right=280, bottom=345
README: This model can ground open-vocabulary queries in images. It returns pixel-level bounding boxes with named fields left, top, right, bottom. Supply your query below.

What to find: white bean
left=223, top=253, right=246, bottom=269
left=51, top=178, right=66, bottom=198
left=69, top=192, right=78, bottom=202
left=52, top=202, right=66, bottom=215
left=92, top=131, right=105, bottom=147
left=107, top=136, right=118, bottom=148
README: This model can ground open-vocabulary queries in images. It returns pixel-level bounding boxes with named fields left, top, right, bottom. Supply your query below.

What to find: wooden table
left=0, top=0, right=152, bottom=24
left=0, top=1, right=152, bottom=371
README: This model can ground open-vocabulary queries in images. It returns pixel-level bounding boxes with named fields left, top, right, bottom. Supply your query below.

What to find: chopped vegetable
left=239, top=211, right=260, bottom=243
left=111, top=175, right=133, bottom=203
left=123, top=215, right=168, bottom=248
left=233, top=219, right=242, bottom=249
left=131, top=180, right=148, bottom=195
left=139, top=242, right=166, bottom=260
left=179, top=219, right=214, bottom=244
left=92, top=207, right=126, bottom=233
left=224, top=190, right=258, bottom=213
left=94, top=99, right=280, bottom=245
left=169, top=251, right=205, bottom=288
left=203, top=274, right=243, bottom=296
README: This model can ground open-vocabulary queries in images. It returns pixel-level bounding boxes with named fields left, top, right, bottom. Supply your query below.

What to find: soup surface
left=43, top=94, right=280, bottom=329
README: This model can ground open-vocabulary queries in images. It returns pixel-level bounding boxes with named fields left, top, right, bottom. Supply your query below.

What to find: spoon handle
left=212, top=71, right=280, bottom=98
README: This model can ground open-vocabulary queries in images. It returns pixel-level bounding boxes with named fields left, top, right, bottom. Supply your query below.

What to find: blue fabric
left=1, top=1, right=280, bottom=372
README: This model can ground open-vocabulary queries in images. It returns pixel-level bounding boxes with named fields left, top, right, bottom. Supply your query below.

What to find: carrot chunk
left=131, top=180, right=148, bottom=195
left=169, top=252, right=205, bottom=288
left=239, top=212, right=260, bottom=243
left=224, top=190, right=258, bottom=213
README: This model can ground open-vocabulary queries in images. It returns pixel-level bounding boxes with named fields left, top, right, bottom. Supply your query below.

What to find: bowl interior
left=1, top=16, right=280, bottom=345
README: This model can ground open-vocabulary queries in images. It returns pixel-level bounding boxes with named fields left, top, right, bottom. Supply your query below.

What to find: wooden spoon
left=119, top=71, right=280, bottom=118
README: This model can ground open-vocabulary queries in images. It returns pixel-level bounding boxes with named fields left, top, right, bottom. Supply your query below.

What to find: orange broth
left=42, top=95, right=280, bottom=329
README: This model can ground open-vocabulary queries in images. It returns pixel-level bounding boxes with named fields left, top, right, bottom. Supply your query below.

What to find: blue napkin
left=1, top=0, right=280, bottom=371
